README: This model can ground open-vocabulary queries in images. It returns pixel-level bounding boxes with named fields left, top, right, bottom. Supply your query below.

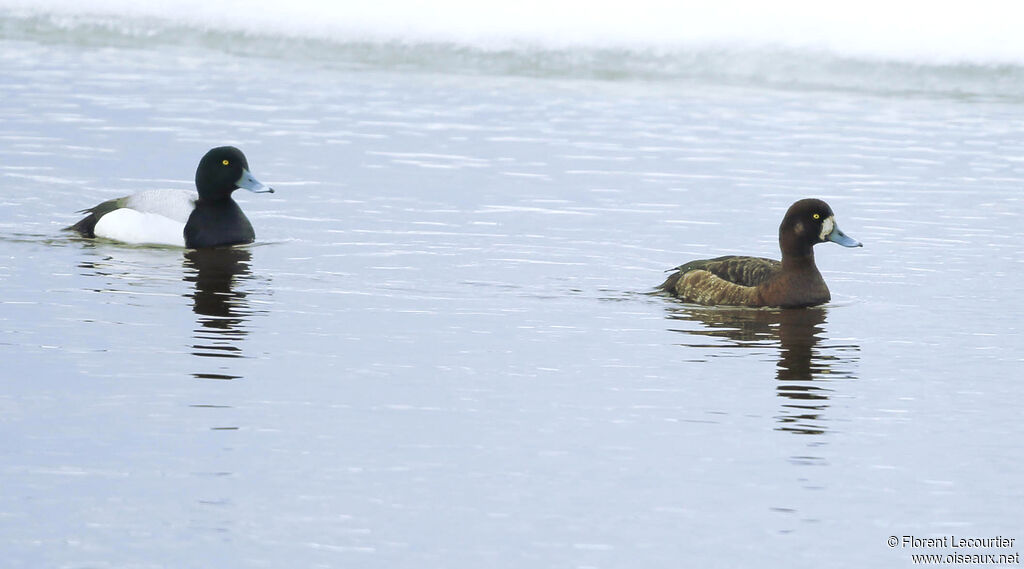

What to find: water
left=1, top=5, right=1023, bottom=568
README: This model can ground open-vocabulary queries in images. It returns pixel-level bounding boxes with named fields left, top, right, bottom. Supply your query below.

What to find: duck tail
left=64, top=197, right=124, bottom=237
left=658, top=270, right=682, bottom=294
left=65, top=213, right=100, bottom=237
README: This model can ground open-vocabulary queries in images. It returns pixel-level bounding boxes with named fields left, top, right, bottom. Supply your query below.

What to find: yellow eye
left=812, top=213, right=821, bottom=220
left=222, top=159, right=230, bottom=166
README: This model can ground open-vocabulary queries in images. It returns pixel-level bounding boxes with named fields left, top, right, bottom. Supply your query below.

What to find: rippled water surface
left=1, top=39, right=1022, bottom=568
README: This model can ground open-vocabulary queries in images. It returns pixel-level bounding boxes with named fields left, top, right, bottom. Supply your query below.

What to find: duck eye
left=222, top=159, right=230, bottom=166
left=812, top=213, right=821, bottom=220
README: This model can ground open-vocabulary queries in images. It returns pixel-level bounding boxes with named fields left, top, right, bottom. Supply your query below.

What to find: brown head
left=778, top=198, right=861, bottom=263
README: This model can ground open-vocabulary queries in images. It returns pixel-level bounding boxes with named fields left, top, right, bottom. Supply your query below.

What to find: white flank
left=94, top=209, right=187, bottom=247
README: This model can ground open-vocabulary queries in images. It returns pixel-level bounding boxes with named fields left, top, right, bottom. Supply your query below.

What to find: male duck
left=67, top=146, right=273, bottom=248
left=659, top=198, right=861, bottom=308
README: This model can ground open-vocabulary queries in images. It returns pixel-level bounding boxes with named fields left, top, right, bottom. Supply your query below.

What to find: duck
left=67, top=146, right=274, bottom=248
left=659, top=198, right=861, bottom=308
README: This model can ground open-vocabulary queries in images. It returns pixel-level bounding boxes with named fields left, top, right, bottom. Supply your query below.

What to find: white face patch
left=818, top=216, right=835, bottom=241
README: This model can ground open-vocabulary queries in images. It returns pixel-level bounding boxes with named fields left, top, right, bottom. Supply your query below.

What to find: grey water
left=1, top=36, right=1022, bottom=568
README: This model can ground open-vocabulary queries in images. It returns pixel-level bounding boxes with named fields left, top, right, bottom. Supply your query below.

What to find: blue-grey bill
left=828, top=224, right=862, bottom=247
left=236, top=169, right=275, bottom=194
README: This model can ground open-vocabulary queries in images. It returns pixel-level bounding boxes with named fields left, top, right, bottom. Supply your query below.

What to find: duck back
left=660, top=255, right=780, bottom=292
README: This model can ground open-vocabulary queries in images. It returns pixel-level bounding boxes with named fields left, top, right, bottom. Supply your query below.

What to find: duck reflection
left=666, top=306, right=859, bottom=435
left=184, top=247, right=254, bottom=380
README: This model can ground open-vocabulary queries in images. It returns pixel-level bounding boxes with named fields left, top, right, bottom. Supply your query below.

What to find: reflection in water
left=184, top=247, right=255, bottom=380
left=666, top=305, right=859, bottom=435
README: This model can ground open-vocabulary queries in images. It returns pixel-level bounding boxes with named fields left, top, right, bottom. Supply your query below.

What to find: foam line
left=3, top=0, right=1024, bottom=65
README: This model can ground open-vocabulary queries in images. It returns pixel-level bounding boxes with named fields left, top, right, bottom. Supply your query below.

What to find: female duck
left=660, top=199, right=861, bottom=308
left=68, top=146, right=273, bottom=248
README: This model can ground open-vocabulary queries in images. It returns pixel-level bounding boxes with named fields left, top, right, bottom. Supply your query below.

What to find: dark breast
left=184, top=200, right=255, bottom=248
left=757, top=269, right=831, bottom=308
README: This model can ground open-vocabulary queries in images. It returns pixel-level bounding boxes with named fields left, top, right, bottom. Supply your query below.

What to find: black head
left=195, top=146, right=273, bottom=200
left=779, top=198, right=861, bottom=257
